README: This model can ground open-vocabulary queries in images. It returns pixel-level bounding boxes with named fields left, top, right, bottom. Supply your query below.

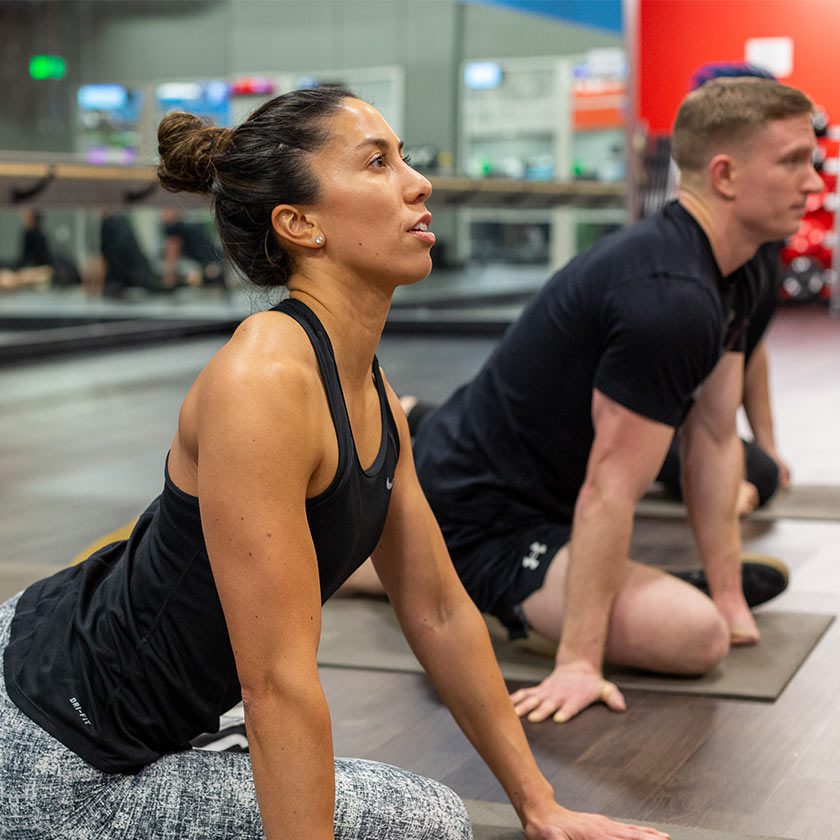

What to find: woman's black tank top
left=3, top=298, right=400, bottom=773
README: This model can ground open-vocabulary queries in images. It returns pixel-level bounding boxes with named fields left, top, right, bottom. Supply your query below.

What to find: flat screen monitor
left=464, top=62, right=503, bottom=91
left=76, top=84, right=143, bottom=164
left=156, top=80, right=231, bottom=126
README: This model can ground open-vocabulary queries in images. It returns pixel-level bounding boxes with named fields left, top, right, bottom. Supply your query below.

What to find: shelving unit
left=458, top=52, right=628, bottom=269
left=780, top=122, right=839, bottom=305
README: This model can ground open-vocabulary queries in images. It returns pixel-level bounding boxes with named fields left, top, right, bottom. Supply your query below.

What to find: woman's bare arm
left=370, top=377, right=667, bottom=840
left=195, top=325, right=335, bottom=840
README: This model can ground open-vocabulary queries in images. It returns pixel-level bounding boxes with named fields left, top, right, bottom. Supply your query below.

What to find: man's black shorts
left=436, top=506, right=572, bottom=639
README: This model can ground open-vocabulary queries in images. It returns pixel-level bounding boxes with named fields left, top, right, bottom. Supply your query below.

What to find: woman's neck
left=286, top=270, right=393, bottom=390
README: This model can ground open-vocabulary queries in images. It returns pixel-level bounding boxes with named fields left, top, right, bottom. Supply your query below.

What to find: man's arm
left=743, top=340, right=791, bottom=487
left=523, top=390, right=673, bottom=722
left=371, top=380, right=668, bottom=840
left=681, top=351, right=758, bottom=643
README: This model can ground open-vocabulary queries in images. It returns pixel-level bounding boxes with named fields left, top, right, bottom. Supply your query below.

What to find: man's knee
left=682, top=607, right=730, bottom=675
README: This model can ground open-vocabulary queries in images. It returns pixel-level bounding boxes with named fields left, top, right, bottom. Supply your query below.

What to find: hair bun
left=157, top=112, right=229, bottom=195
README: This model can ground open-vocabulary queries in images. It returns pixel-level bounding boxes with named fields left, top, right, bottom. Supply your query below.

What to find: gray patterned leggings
left=0, top=594, right=472, bottom=839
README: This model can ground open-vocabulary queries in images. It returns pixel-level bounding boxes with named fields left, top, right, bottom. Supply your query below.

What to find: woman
left=0, top=87, right=666, bottom=840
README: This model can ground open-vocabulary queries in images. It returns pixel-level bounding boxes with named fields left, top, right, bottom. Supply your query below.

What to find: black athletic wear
left=100, top=213, right=158, bottom=292
left=20, top=226, right=52, bottom=268
left=743, top=242, right=782, bottom=361
left=671, top=557, right=789, bottom=607
left=657, top=241, right=784, bottom=505
left=163, top=219, right=226, bottom=286
left=413, top=201, right=763, bottom=626
left=4, top=298, right=399, bottom=774
left=658, top=437, right=781, bottom=507
left=163, top=219, right=222, bottom=268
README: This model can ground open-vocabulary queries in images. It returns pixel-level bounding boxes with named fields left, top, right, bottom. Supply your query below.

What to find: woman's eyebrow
left=353, top=137, right=405, bottom=153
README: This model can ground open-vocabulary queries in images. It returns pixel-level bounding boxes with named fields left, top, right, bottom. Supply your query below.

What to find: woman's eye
left=371, top=155, right=386, bottom=168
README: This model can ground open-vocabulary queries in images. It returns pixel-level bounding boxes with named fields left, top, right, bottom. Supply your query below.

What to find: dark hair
left=690, top=62, right=776, bottom=91
left=157, top=86, right=356, bottom=287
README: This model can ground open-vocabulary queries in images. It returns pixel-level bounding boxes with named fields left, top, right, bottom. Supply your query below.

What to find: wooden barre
left=0, top=156, right=626, bottom=211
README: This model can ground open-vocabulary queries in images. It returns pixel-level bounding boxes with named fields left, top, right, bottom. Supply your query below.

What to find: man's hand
left=510, top=661, right=626, bottom=724
left=736, top=481, right=760, bottom=517
left=713, top=590, right=760, bottom=646
left=523, top=801, right=669, bottom=839
left=767, top=447, right=792, bottom=489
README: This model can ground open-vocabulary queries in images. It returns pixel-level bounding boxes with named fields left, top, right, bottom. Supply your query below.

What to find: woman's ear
left=270, top=205, right=324, bottom=250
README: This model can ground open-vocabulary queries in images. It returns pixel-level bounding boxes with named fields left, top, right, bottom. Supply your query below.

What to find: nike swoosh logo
left=386, top=477, right=394, bottom=490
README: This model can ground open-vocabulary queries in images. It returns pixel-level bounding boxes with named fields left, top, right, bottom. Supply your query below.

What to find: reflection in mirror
left=0, top=0, right=630, bottom=351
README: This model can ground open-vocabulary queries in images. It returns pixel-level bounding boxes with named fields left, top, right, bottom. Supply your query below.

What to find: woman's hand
left=510, top=661, right=626, bottom=724
left=524, top=802, right=669, bottom=840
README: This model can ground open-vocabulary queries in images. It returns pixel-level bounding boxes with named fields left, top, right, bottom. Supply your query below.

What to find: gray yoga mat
left=466, top=799, right=793, bottom=840
left=636, top=484, right=840, bottom=522
left=318, top=598, right=834, bottom=701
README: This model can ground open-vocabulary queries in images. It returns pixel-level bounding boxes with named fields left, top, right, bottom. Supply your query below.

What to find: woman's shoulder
left=198, top=310, right=322, bottom=413
left=174, top=310, right=327, bottom=489
left=222, top=310, right=315, bottom=372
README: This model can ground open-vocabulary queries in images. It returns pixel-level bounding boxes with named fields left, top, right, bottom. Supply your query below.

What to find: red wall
left=639, top=0, right=840, bottom=133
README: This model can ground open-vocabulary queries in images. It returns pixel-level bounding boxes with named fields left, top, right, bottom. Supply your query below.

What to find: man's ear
left=270, top=205, right=323, bottom=250
left=708, top=153, right=737, bottom=201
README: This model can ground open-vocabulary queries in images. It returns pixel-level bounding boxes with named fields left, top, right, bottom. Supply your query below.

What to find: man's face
left=732, top=114, right=824, bottom=241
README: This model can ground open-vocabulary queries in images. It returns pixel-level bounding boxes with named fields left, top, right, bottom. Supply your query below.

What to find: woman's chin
left=413, top=254, right=435, bottom=284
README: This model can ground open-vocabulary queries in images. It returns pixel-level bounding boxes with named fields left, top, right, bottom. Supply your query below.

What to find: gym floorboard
left=1, top=304, right=838, bottom=839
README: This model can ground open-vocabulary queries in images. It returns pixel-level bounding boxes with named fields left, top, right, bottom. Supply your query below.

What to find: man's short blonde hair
left=672, top=78, right=813, bottom=174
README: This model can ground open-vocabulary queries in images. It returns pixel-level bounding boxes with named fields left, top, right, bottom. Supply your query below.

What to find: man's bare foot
left=714, top=593, right=760, bottom=645
left=736, top=481, right=760, bottom=517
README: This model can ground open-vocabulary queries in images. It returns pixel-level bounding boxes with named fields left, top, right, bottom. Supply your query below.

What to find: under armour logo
left=386, top=477, right=394, bottom=490
left=522, top=541, right=547, bottom=570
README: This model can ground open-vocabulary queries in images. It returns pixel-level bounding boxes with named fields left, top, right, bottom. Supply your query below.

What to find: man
left=412, top=78, right=822, bottom=724
left=98, top=211, right=162, bottom=298
left=656, top=240, right=790, bottom=515
left=656, top=65, right=792, bottom=516
left=160, top=208, right=228, bottom=290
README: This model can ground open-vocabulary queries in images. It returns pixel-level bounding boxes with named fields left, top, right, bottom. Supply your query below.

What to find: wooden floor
left=1, top=304, right=839, bottom=839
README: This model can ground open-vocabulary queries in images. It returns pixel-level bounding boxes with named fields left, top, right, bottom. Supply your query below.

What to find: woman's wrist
left=507, top=776, right=560, bottom=825
left=519, top=796, right=574, bottom=836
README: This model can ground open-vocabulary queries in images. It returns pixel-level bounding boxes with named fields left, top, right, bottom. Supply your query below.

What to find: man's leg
left=658, top=433, right=763, bottom=517
left=743, top=439, right=781, bottom=506
left=521, top=545, right=730, bottom=675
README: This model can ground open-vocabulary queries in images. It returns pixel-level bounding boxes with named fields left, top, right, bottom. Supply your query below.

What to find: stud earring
left=315, top=235, right=325, bottom=246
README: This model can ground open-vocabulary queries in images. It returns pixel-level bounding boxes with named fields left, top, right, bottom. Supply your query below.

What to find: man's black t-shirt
left=100, top=214, right=157, bottom=291
left=20, top=227, right=52, bottom=268
left=413, top=201, right=762, bottom=528
left=163, top=219, right=222, bottom=267
left=744, top=242, right=782, bottom=362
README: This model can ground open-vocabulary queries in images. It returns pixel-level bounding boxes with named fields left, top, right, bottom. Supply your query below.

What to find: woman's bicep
left=196, top=358, right=324, bottom=692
